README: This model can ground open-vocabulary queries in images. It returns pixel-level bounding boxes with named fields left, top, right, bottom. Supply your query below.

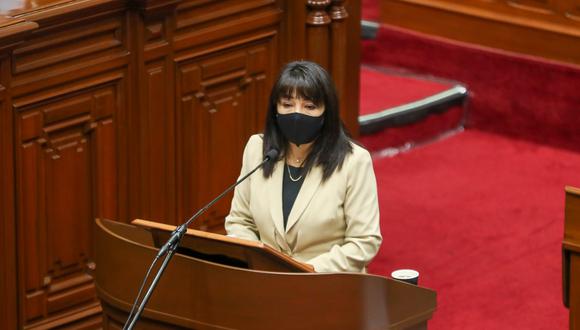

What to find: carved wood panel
left=176, top=42, right=272, bottom=231
left=15, top=82, right=120, bottom=328
left=139, top=59, right=177, bottom=224
left=10, top=16, right=127, bottom=94
left=175, top=0, right=279, bottom=42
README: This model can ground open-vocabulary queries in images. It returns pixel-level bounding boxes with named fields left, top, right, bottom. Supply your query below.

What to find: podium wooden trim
left=95, top=218, right=437, bottom=329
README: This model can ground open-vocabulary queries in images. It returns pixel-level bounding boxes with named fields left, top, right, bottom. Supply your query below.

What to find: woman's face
left=277, top=95, right=325, bottom=117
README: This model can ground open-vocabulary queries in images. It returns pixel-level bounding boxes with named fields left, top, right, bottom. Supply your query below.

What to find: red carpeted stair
left=358, top=66, right=466, bottom=151
left=359, top=66, right=455, bottom=115
left=361, top=24, right=580, bottom=152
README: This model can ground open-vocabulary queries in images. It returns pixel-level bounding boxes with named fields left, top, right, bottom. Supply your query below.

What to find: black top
left=282, top=163, right=305, bottom=229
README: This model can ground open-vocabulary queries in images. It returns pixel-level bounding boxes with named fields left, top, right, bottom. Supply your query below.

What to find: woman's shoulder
left=346, top=140, right=372, bottom=164
left=243, top=134, right=264, bottom=158
left=246, top=134, right=264, bottom=150
left=336, top=140, right=375, bottom=179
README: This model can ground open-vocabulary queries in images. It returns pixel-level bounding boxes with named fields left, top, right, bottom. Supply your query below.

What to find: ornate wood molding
left=306, top=0, right=331, bottom=25
left=330, top=0, right=348, bottom=21
left=130, top=0, right=181, bottom=14
left=0, top=19, right=37, bottom=52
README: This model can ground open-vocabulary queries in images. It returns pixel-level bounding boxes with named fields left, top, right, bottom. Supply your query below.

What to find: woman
left=225, top=61, right=381, bottom=273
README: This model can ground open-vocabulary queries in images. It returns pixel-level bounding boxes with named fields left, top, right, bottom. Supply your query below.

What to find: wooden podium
left=95, top=218, right=437, bottom=329
left=563, top=186, right=580, bottom=330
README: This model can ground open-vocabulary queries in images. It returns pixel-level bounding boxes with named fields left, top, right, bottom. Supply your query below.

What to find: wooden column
left=306, top=0, right=331, bottom=69
left=329, top=0, right=348, bottom=130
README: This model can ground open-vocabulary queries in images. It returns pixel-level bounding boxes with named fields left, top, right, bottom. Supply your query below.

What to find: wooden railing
left=380, top=0, right=580, bottom=64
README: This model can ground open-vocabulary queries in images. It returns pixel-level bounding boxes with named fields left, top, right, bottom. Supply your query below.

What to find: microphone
left=156, top=147, right=278, bottom=257
left=265, top=148, right=279, bottom=162
left=124, top=148, right=278, bottom=330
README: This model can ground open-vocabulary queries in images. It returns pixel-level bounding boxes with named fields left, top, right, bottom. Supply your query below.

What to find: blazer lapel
left=285, top=165, right=323, bottom=233
left=268, top=160, right=286, bottom=241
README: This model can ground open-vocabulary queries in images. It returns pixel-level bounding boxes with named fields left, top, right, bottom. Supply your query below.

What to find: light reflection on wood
left=0, top=0, right=71, bottom=17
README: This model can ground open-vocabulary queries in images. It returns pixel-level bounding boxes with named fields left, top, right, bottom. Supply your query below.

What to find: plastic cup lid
left=391, top=269, right=419, bottom=279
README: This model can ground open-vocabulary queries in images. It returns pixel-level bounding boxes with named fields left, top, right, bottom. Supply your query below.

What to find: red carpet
left=360, top=3, right=579, bottom=328
left=361, top=0, right=379, bottom=21
left=368, top=130, right=580, bottom=329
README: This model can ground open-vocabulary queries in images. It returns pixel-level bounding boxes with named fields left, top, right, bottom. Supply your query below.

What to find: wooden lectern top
left=131, top=219, right=314, bottom=273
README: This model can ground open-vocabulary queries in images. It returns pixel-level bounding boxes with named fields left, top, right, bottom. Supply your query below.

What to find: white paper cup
left=391, top=269, right=419, bottom=285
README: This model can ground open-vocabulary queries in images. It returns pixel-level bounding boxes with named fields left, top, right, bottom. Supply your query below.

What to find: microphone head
left=265, top=148, right=279, bottom=162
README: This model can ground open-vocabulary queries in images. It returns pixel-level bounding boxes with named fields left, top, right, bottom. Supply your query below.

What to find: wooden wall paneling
left=0, top=53, right=18, bottom=330
left=0, top=17, right=39, bottom=330
left=172, top=0, right=282, bottom=59
left=174, top=0, right=280, bottom=232
left=14, top=78, right=125, bottom=329
left=278, top=0, right=307, bottom=64
left=10, top=15, right=129, bottom=96
left=3, top=1, right=125, bottom=26
left=126, top=7, right=143, bottom=227
left=9, top=8, right=129, bottom=329
left=176, top=43, right=275, bottom=232
left=132, top=1, right=179, bottom=226
left=0, top=19, right=38, bottom=50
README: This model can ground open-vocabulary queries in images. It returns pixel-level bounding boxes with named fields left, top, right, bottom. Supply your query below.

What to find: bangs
left=273, top=70, right=325, bottom=106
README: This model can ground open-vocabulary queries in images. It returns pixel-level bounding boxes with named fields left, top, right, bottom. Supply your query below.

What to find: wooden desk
left=563, top=186, right=580, bottom=330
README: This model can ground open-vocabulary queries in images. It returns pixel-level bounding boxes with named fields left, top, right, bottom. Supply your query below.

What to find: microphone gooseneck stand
left=123, top=149, right=278, bottom=330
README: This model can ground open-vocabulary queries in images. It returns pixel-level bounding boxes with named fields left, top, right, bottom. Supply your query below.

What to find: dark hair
left=262, top=61, right=353, bottom=181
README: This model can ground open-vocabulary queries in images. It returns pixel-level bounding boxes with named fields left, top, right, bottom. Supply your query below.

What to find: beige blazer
left=225, top=134, right=382, bottom=273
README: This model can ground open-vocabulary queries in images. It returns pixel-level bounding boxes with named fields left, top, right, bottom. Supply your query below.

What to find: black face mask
left=276, top=112, right=324, bottom=146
